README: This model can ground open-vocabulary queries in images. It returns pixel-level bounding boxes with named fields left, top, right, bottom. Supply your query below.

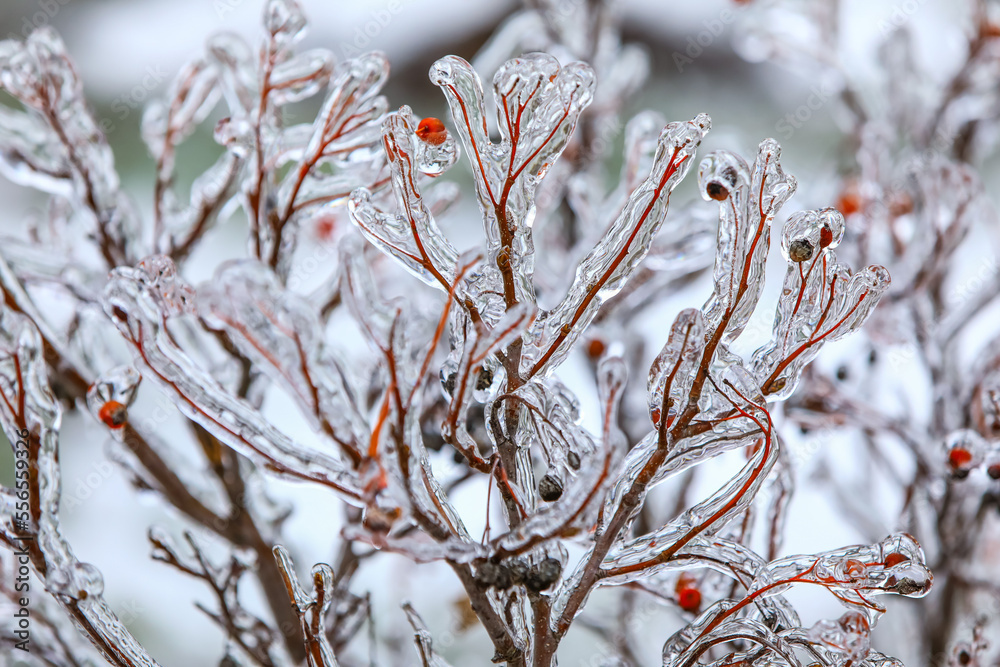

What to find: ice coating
left=648, top=309, right=706, bottom=432
left=0, top=307, right=160, bottom=666
left=272, top=545, right=341, bottom=667
left=404, top=602, right=456, bottom=667
left=524, top=114, right=711, bottom=378
left=104, top=256, right=363, bottom=499
left=751, top=208, right=891, bottom=399
left=348, top=105, right=461, bottom=290
left=431, top=53, right=596, bottom=307
left=701, top=140, right=797, bottom=345
left=0, top=28, right=136, bottom=268
left=198, top=259, right=368, bottom=461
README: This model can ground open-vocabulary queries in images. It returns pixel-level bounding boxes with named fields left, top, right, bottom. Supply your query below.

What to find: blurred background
left=1, top=1, right=997, bottom=665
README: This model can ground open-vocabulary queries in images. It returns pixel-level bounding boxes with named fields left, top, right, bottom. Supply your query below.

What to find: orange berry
left=416, top=117, right=448, bottom=146
left=677, top=586, right=701, bottom=613
left=98, top=401, right=127, bottom=429
left=837, top=191, right=861, bottom=216
left=586, top=338, right=606, bottom=360
left=883, top=552, right=909, bottom=568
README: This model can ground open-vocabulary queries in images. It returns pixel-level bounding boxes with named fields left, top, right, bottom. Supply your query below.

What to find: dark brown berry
left=538, top=474, right=563, bottom=502
left=476, top=561, right=512, bottom=589
left=476, top=368, right=493, bottom=391
left=706, top=181, right=729, bottom=201
left=567, top=451, right=581, bottom=470
left=788, top=238, right=814, bottom=263
left=524, top=558, right=561, bottom=591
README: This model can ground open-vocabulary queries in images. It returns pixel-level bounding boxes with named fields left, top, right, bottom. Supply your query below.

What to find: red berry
left=416, top=117, right=448, bottom=146
left=948, top=447, right=973, bottom=470
left=98, top=401, right=128, bottom=429
left=987, top=463, right=1000, bottom=480
left=883, top=552, right=909, bottom=568
left=677, top=587, right=701, bottom=613
left=819, top=225, right=834, bottom=248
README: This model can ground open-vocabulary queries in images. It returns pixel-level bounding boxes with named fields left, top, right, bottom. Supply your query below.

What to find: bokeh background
left=2, top=1, right=998, bottom=665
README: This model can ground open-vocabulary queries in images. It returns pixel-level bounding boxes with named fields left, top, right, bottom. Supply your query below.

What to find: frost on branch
left=0, top=307, right=158, bottom=666
left=430, top=52, right=595, bottom=311
left=103, top=255, right=362, bottom=499
left=0, top=28, right=137, bottom=268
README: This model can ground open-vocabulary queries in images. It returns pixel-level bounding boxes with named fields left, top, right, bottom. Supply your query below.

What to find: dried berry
left=506, top=559, right=529, bottom=586
left=788, top=238, right=814, bottom=263
left=476, top=367, right=493, bottom=391
left=476, top=561, right=512, bottom=589
left=524, top=558, right=561, bottom=591
left=538, top=473, right=563, bottom=502
left=567, top=451, right=581, bottom=470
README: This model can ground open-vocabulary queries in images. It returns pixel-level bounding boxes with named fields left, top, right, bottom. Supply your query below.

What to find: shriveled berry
left=98, top=401, right=128, bottom=429
left=476, top=561, right=512, bottom=589
left=524, top=558, right=561, bottom=591
left=538, top=474, right=563, bottom=502
left=987, top=463, right=1000, bottom=480
left=567, top=451, right=581, bottom=470
left=788, top=238, right=814, bottom=263
left=507, top=559, right=529, bottom=586
left=476, top=367, right=494, bottom=391
left=443, top=372, right=457, bottom=395
left=416, top=117, right=448, bottom=146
